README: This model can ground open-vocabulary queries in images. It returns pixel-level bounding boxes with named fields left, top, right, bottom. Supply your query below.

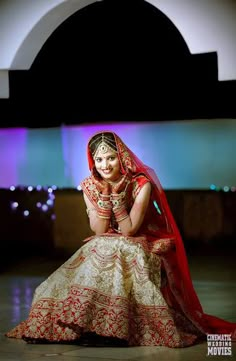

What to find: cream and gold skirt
left=6, top=234, right=202, bottom=347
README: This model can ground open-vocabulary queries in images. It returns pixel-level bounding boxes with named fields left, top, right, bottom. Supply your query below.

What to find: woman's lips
left=102, top=169, right=112, bottom=174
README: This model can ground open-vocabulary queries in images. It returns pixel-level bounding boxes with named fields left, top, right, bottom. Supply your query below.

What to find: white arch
left=0, top=0, right=235, bottom=98
left=0, top=0, right=97, bottom=98
left=0, top=0, right=97, bottom=69
left=149, top=0, right=236, bottom=81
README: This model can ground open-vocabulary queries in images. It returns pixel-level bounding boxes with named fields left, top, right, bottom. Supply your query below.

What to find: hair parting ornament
left=91, top=133, right=117, bottom=158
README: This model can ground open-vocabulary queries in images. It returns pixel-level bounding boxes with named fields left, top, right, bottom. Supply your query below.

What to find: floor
left=0, top=250, right=236, bottom=361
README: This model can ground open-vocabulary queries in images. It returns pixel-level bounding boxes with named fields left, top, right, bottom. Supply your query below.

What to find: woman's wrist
left=113, top=205, right=129, bottom=222
left=97, top=193, right=112, bottom=219
left=111, top=192, right=129, bottom=222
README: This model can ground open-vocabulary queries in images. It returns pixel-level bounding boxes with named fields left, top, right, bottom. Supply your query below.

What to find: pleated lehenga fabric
left=6, top=234, right=203, bottom=347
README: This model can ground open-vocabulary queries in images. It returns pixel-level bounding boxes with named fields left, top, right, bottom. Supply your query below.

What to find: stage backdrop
left=0, top=119, right=236, bottom=190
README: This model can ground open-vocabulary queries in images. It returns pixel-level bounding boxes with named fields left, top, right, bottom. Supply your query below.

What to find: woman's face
left=94, top=149, right=121, bottom=182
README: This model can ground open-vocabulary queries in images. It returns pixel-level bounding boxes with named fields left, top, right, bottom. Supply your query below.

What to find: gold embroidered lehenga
left=6, top=131, right=236, bottom=346
left=6, top=232, right=203, bottom=346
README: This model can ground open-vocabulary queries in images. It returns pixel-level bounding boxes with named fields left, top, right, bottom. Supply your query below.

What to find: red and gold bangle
left=111, top=192, right=129, bottom=222
left=96, top=194, right=112, bottom=219
left=113, top=205, right=129, bottom=222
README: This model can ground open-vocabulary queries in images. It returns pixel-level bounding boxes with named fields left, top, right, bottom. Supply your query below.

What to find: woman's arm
left=117, top=181, right=151, bottom=237
left=83, top=193, right=110, bottom=235
left=83, top=181, right=151, bottom=236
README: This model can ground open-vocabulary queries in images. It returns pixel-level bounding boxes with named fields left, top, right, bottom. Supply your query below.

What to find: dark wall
left=1, top=188, right=235, bottom=271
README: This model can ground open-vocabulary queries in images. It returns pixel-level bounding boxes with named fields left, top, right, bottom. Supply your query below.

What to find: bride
left=6, top=131, right=236, bottom=347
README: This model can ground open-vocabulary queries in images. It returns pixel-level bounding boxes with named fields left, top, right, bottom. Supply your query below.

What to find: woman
left=6, top=131, right=236, bottom=347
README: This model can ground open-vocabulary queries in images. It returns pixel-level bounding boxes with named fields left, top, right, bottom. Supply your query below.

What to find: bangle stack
left=111, top=192, right=129, bottom=222
left=96, top=193, right=112, bottom=219
left=94, top=191, right=129, bottom=222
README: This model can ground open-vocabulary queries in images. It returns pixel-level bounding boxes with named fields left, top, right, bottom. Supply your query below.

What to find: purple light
left=46, top=199, right=53, bottom=206
left=36, top=185, right=42, bottom=191
left=11, top=202, right=19, bottom=209
left=36, top=202, right=42, bottom=208
left=41, top=204, right=48, bottom=212
left=0, top=128, right=27, bottom=188
left=23, top=210, right=29, bottom=216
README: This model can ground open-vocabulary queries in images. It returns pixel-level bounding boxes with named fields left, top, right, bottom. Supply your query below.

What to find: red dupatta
left=87, top=130, right=236, bottom=339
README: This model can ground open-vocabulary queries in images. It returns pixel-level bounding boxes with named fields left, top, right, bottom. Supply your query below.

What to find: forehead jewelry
left=92, top=134, right=117, bottom=158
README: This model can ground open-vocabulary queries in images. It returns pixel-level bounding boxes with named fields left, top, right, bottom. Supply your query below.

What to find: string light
left=42, top=204, right=49, bottom=212
left=210, top=184, right=216, bottom=191
left=11, top=201, right=19, bottom=209
left=46, top=199, right=53, bottom=206
left=8, top=185, right=56, bottom=220
left=209, top=184, right=236, bottom=192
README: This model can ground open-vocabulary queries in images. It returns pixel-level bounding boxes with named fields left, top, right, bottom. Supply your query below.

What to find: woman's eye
left=109, top=157, right=115, bottom=161
left=96, top=158, right=102, bottom=162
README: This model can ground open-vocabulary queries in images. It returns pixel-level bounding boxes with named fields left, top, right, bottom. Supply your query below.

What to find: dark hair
left=89, top=132, right=117, bottom=155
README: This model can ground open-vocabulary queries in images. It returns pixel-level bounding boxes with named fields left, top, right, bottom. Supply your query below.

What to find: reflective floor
left=0, top=251, right=236, bottom=361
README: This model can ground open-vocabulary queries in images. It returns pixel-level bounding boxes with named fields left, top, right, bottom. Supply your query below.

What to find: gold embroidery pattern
left=80, top=176, right=100, bottom=208
left=6, top=235, right=201, bottom=346
left=116, top=137, right=137, bottom=173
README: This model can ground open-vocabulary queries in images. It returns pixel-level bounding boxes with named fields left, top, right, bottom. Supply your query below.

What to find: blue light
left=46, top=199, right=53, bottom=206
left=210, top=184, right=216, bottom=191
left=153, top=200, right=162, bottom=215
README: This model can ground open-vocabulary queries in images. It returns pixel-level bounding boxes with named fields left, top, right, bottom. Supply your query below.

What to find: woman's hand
left=110, top=173, right=132, bottom=223
left=91, top=168, right=111, bottom=195
left=111, top=173, right=131, bottom=194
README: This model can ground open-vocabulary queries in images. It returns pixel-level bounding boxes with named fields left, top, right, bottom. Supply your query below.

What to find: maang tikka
left=92, top=134, right=117, bottom=158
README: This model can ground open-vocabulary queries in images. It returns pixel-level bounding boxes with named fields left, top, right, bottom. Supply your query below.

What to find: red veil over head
left=87, top=130, right=236, bottom=339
